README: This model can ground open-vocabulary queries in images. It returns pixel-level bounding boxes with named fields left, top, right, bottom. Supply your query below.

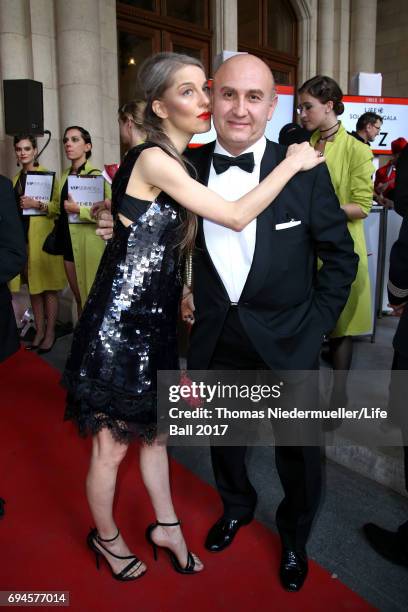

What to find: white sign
left=23, top=172, right=55, bottom=216
left=67, top=175, right=104, bottom=223
left=266, top=85, right=295, bottom=142
left=342, top=95, right=408, bottom=155
left=191, top=85, right=295, bottom=146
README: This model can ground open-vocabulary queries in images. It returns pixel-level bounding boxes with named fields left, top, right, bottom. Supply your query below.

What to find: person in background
left=363, top=154, right=408, bottom=567
left=298, top=76, right=374, bottom=411
left=48, top=126, right=111, bottom=316
left=118, top=99, right=146, bottom=151
left=9, top=135, right=66, bottom=353
left=374, top=137, right=407, bottom=208
left=96, top=101, right=147, bottom=206
left=278, top=122, right=311, bottom=146
left=350, top=111, right=383, bottom=145
left=0, top=173, right=27, bottom=518
left=393, top=142, right=408, bottom=218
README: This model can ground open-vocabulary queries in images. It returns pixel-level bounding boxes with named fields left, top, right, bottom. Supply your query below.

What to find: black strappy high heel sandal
left=145, top=520, right=198, bottom=575
left=87, top=528, right=146, bottom=581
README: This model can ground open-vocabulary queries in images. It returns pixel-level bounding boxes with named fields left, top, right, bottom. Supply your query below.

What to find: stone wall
left=0, top=0, right=120, bottom=177
left=1, top=0, right=395, bottom=178
left=376, top=0, right=408, bottom=96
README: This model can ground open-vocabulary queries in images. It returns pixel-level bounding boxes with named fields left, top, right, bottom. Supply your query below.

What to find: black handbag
left=42, top=219, right=64, bottom=255
left=43, top=167, right=102, bottom=255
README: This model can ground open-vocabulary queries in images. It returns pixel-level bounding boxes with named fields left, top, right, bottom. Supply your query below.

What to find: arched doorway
left=238, top=0, right=298, bottom=85
left=117, top=1, right=212, bottom=104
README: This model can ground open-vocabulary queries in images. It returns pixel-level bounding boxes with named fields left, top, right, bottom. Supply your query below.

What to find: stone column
left=99, top=0, right=120, bottom=165
left=292, top=0, right=317, bottom=86
left=349, top=0, right=377, bottom=76
left=317, top=0, right=336, bottom=76
left=334, top=0, right=350, bottom=91
left=29, top=0, right=61, bottom=174
left=55, top=0, right=104, bottom=169
left=0, top=0, right=33, bottom=175
left=213, top=0, right=238, bottom=70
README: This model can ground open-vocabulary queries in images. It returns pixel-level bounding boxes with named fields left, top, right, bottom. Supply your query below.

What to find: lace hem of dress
left=62, top=371, right=158, bottom=444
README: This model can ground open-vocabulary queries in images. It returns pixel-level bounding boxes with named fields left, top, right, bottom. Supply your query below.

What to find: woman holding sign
left=49, top=127, right=111, bottom=315
left=10, top=135, right=65, bottom=353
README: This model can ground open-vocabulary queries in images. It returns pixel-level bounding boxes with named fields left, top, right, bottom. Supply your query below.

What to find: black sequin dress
left=63, top=143, right=183, bottom=443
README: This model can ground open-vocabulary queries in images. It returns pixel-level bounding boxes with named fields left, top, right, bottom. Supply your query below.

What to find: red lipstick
left=198, top=112, right=211, bottom=120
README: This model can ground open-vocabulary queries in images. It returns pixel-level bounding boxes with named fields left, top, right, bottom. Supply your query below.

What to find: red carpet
left=0, top=348, right=375, bottom=611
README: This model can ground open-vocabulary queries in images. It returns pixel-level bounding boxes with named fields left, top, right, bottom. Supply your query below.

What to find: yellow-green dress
left=310, top=123, right=375, bottom=337
left=9, top=165, right=66, bottom=295
left=49, top=161, right=111, bottom=306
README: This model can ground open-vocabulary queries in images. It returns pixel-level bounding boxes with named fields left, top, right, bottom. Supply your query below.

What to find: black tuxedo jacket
left=389, top=217, right=408, bottom=357
left=0, top=175, right=26, bottom=362
left=185, top=139, right=358, bottom=370
left=388, top=145, right=408, bottom=356
left=394, top=145, right=408, bottom=217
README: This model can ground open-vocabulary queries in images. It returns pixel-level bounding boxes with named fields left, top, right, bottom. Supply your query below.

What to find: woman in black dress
left=63, top=52, right=323, bottom=581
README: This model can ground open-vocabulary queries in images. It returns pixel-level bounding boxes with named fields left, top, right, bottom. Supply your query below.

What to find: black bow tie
left=212, top=152, right=255, bottom=174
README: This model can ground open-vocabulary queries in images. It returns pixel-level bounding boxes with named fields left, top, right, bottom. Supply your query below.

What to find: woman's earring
left=16, top=161, right=20, bottom=167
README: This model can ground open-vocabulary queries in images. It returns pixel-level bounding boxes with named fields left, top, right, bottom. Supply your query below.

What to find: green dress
left=9, top=165, right=66, bottom=295
left=310, top=123, right=375, bottom=337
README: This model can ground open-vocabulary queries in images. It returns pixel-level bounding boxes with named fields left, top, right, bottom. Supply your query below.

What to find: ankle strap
left=97, top=528, right=120, bottom=542
left=155, top=520, right=181, bottom=527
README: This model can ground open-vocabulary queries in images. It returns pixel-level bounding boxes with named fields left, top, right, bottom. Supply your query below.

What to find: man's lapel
left=187, top=141, right=215, bottom=185
left=240, top=140, right=280, bottom=302
left=189, top=139, right=285, bottom=303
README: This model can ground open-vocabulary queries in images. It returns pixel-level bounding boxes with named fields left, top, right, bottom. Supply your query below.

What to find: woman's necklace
left=317, top=121, right=340, bottom=142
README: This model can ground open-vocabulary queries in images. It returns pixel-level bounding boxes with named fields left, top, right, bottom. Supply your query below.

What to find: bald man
left=97, top=54, right=357, bottom=591
left=185, top=54, right=357, bottom=591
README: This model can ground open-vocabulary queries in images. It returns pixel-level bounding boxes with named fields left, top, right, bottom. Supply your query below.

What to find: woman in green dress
left=298, top=76, right=375, bottom=407
left=11, top=135, right=66, bottom=352
left=48, top=127, right=111, bottom=316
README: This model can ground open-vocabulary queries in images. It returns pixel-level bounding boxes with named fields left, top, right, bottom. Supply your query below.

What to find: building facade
left=0, top=0, right=406, bottom=176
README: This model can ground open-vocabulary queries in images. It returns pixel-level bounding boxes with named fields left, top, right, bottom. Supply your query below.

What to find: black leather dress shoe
left=363, top=523, right=408, bottom=567
left=205, top=516, right=253, bottom=552
left=280, top=549, right=308, bottom=592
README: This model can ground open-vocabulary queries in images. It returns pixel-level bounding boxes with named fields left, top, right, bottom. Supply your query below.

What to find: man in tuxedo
left=97, top=54, right=358, bottom=591
left=0, top=174, right=27, bottom=519
left=184, top=54, right=357, bottom=591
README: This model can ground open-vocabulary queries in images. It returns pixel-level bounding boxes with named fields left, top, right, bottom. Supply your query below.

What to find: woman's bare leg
left=86, top=428, right=146, bottom=577
left=64, top=260, right=82, bottom=318
left=329, top=335, right=353, bottom=405
left=30, top=293, right=45, bottom=345
left=140, top=439, right=203, bottom=571
left=39, top=290, right=59, bottom=350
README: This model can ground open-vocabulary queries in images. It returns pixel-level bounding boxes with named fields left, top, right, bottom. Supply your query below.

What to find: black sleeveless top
left=63, top=143, right=183, bottom=443
left=117, top=193, right=152, bottom=223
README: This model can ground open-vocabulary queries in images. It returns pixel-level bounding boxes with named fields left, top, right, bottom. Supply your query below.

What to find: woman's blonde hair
left=138, top=52, right=206, bottom=256
left=118, top=99, right=146, bottom=133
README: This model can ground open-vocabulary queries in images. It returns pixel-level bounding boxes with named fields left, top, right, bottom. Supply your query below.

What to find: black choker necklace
left=319, top=121, right=339, bottom=133
left=317, top=122, right=340, bottom=142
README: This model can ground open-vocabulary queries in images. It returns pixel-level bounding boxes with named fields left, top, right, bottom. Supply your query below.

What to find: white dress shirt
left=203, top=136, right=267, bottom=303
